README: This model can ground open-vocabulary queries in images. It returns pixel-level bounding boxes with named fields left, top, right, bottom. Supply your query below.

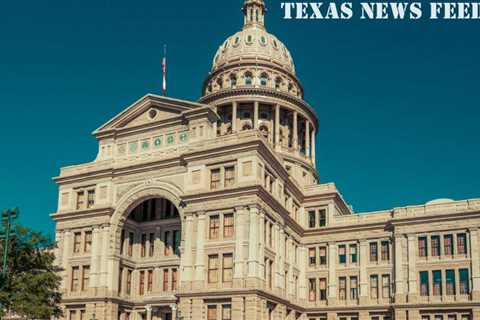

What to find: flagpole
left=162, top=45, right=167, bottom=96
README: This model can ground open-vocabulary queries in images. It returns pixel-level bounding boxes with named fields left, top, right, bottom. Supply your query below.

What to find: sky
left=0, top=0, right=479, bottom=235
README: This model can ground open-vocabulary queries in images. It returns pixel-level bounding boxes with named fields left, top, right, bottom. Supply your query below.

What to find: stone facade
left=51, top=1, right=480, bottom=320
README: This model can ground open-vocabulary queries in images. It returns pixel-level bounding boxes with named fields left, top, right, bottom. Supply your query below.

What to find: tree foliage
left=0, top=225, right=62, bottom=319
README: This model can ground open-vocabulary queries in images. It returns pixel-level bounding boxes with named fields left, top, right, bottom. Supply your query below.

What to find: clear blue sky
left=0, top=1, right=478, bottom=235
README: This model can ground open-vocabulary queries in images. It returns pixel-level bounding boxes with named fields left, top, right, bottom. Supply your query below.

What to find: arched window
left=242, top=123, right=252, bottom=131
left=275, top=77, right=282, bottom=90
left=255, top=9, right=259, bottom=22
left=230, top=73, right=237, bottom=88
left=260, top=73, right=268, bottom=87
left=245, top=72, right=253, bottom=86
left=288, top=83, right=293, bottom=92
left=259, top=125, right=269, bottom=139
left=216, top=77, right=223, bottom=89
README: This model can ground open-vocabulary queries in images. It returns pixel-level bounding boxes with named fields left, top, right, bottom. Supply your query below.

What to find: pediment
left=94, top=94, right=204, bottom=135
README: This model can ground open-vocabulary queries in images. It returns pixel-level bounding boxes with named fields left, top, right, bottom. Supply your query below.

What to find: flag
left=162, top=45, right=167, bottom=96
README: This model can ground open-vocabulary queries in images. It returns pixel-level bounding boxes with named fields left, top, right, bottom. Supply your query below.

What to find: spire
left=243, top=0, right=266, bottom=29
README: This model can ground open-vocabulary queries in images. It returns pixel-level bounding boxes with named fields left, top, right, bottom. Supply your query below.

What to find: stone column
left=62, top=230, right=73, bottom=290
left=212, top=106, right=218, bottom=137
left=254, top=101, right=259, bottom=130
left=234, top=207, right=247, bottom=286
left=293, top=112, right=298, bottom=153
left=328, top=242, right=337, bottom=301
left=258, top=211, right=266, bottom=284
left=248, top=207, right=259, bottom=280
left=99, top=225, right=110, bottom=287
left=90, top=227, right=101, bottom=288
left=407, top=234, right=417, bottom=299
left=305, top=120, right=310, bottom=160
left=194, top=213, right=206, bottom=289
left=298, top=246, right=307, bottom=303
left=146, top=305, right=152, bottom=320
left=232, top=102, right=238, bottom=132
left=171, top=304, right=177, bottom=320
left=394, top=234, right=406, bottom=303
left=275, top=104, right=281, bottom=150
left=182, top=215, right=194, bottom=284
left=311, top=129, right=316, bottom=167
left=469, top=228, right=480, bottom=299
left=359, top=240, right=368, bottom=304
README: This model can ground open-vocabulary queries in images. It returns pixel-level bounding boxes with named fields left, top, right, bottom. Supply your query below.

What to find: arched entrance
left=115, top=195, right=182, bottom=320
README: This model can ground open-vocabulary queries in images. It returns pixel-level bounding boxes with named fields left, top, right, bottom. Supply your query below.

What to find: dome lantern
left=243, top=0, right=266, bottom=30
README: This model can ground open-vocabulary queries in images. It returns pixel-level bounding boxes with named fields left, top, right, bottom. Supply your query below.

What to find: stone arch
left=110, top=182, right=184, bottom=254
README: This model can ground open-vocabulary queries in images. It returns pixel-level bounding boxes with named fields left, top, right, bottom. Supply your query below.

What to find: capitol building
left=51, top=1, right=480, bottom=320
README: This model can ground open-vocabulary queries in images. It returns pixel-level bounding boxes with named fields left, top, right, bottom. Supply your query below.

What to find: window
left=81, top=266, right=90, bottom=291
left=319, top=209, right=326, bottom=227
left=444, top=234, right=453, bottom=256
left=308, top=210, right=316, bottom=228
left=432, top=270, right=442, bottom=295
left=446, top=269, right=456, bottom=295
left=71, top=266, right=80, bottom=292
left=260, top=73, right=268, bottom=86
left=141, top=234, right=147, bottom=257
left=338, top=277, right=346, bottom=300
left=350, top=244, right=358, bottom=264
left=87, top=190, right=95, bottom=208
left=128, top=232, right=134, bottom=257
left=223, top=254, right=233, bottom=283
left=319, top=278, right=327, bottom=300
left=370, top=275, right=378, bottom=299
left=319, top=246, right=327, bottom=265
left=119, top=268, right=123, bottom=294
left=230, top=74, right=237, bottom=87
left=308, top=278, right=316, bottom=301
left=350, top=276, right=358, bottom=299
left=76, top=191, right=85, bottom=209
left=418, top=236, right=427, bottom=257
left=164, top=231, right=171, bottom=256
left=148, top=270, right=153, bottom=292
left=222, top=305, right=231, bottom=320
left=245, top=72, right=253, bottom=86
left=420, top=271, right=429, bottom=296
left=139, top=271, right=145, bottom=295
left=149, top=233, right=155, bottom=257
left=224, top=166, right=235, bottom=187
left=211, top=169, right=221, bottom=190
left=381, top=241, right=389, bottom=261
left=84, top=231, right=92, bottom=253
left=309, top=248, right=317, bottom=266
left=457, top=233, right=467, bottom=255
left=459, top=268, right=469, bottom=294
left=208, top=255, right=219, bottom=283
left=73, top=232, right=81, bottom=254
left=163, top=269, right=169, bottom=291
left=339, top=245, right=346, bottom=264
left=431, top=236, right=440, bottom=257
left=370, top=242, right=378, bottom=262
left=172, top=269, right=177, bottom=290
left=223, top=214, right=234, bottom=238
left=208, top=306, right=217, bottom=320
left=382, top=274, right=391, bottom=298
left=173, top=230, right=181, bottom=255
left=209, top=215, right=220, bottom=240
left=126, top=270, right=132, bottom=294
left=120, top=230, right=125, bottom=255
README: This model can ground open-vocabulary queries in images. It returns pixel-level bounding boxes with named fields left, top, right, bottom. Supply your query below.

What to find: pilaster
left=194, top=212, right=206, bottom=289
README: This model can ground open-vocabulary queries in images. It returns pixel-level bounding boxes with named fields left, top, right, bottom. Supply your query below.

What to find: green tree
left=0, top=225, right=62, bottom=319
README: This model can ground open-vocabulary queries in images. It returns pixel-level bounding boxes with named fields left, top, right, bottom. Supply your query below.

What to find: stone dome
left=212, top=27, right=296, bottom=74
left=211, top=0, right=295, bottom=75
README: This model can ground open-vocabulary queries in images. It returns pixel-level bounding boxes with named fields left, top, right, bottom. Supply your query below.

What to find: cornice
left=50, top=207, right=114, bottom=223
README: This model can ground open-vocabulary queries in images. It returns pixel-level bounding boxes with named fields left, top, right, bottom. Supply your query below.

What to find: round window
left=148, top=109, right=158, bottom=119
